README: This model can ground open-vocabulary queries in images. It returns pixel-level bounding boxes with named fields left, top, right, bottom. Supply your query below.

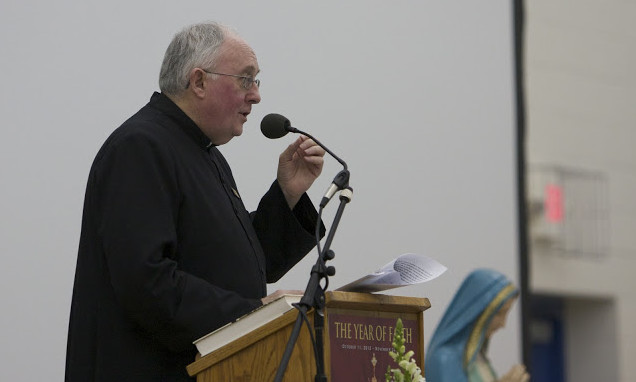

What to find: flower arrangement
left=385, top=318, right=424, bottom=382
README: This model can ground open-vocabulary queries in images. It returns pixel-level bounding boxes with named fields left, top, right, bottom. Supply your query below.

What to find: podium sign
left=327, top=309, right=421, bottom=382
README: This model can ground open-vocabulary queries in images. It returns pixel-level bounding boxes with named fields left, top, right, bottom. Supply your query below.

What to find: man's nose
left=246, top=84, right=261, bottom=104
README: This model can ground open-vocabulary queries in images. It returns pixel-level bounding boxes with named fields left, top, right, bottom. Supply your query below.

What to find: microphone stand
left=273, top=182, right=352, bottom=382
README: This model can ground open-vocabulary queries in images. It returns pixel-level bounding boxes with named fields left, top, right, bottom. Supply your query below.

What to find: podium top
left=325, top=291, right=431, bottom=313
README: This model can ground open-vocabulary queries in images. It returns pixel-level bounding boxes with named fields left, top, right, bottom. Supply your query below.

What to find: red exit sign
left=545, top=184, right=564, bottom=223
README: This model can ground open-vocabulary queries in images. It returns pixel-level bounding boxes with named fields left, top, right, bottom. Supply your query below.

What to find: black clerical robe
left=65, top=93, right=322, bottom=381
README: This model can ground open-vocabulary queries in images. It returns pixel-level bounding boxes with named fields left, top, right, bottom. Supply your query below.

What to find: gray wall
left=526, top=1, right=636, bottom=380
left=0, top=1, right=520, bottom=380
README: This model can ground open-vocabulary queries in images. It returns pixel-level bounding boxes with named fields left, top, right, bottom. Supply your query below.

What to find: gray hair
left=159, top=22, right=233, bottom=96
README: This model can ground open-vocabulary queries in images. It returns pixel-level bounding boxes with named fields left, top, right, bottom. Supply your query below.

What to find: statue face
left=486, top=296, right=516, bottom=339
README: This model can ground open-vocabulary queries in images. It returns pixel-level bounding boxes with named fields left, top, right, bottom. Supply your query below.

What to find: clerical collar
left=147, top=92, right=213, bottom=150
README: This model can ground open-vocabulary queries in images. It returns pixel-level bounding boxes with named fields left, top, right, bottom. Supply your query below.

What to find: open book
left=193, top=294, right=302, bottom=357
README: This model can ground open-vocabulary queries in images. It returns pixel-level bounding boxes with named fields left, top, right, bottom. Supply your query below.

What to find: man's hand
left=261, top=289, right=305, bottom=305
left=277, top=135, right=325, bottom=209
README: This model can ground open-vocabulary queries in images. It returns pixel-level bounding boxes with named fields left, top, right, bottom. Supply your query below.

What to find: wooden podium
left=186, top=291, right=431, bottom=381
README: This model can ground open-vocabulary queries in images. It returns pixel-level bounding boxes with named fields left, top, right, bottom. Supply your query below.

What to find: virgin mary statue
left=425, top=269, right=529, bottom=382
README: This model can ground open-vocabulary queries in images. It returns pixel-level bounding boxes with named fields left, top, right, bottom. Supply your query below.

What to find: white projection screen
left=0, top=1, right=521, bottom=380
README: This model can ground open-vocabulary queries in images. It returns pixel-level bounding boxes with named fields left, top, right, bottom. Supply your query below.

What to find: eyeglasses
left=202, top=69, right=260, bottom=90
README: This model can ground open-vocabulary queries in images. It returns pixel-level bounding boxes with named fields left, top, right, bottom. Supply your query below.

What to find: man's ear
left=188, top=68, right=207, bottom=98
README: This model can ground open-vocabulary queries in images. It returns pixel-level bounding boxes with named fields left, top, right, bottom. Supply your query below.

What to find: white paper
left=336, top=253, right=447, bottom=293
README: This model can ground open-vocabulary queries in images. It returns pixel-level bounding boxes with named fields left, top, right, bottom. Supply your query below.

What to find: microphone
left=260, top=113, right=350, bottom=208
left=260, top=113, right=299, bottom=138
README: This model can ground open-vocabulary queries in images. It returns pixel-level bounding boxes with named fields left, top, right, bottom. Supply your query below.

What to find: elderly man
left=65, top=22, right=325, bottom=381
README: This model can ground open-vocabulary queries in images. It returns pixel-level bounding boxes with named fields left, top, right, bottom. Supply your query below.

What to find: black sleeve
left=251, top=181, right=326, bottom=283
left=94, top=131, right=261, bottom=351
